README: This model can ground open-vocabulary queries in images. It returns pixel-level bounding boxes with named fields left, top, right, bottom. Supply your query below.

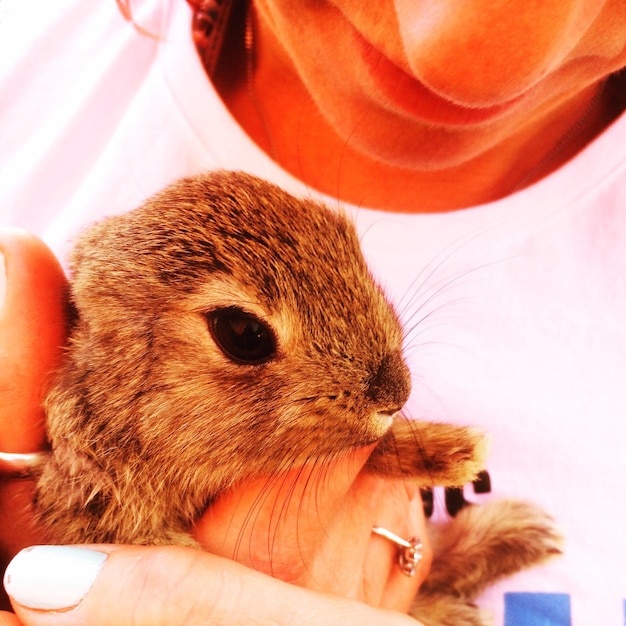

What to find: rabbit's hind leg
left=423, top=500, right=563, bottom=601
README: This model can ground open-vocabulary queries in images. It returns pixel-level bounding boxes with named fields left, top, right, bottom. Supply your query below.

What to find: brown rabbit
left=35, top=171, right=561, bottom=625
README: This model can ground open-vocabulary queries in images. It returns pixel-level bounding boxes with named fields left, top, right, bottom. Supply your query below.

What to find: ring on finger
left=0, top=451, right=47, bottom=479
left=372, top=526, right=424, bottom=577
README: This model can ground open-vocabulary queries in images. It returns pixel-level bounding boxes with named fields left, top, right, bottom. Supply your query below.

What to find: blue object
left=504, top=592, right=571, bottom=626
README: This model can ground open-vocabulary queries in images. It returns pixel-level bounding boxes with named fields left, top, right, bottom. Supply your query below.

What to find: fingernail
left=0, top=249, right=5, bottom=310
left=3, top=546, right=108, bottom=610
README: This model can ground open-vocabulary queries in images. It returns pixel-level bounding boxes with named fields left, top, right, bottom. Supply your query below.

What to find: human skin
left=0, top=231, right=63, bottom=582
left=218, top=0, right=626, bottom=211
left=2, top=546, right=422, bottom=626
left=0, top=231, right=430, bottom=621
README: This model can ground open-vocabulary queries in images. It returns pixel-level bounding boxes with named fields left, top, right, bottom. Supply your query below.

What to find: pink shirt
left=2, top=0, right=626, bottom=623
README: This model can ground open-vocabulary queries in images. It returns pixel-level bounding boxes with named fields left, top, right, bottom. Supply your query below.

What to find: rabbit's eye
left=207, top=307, right=276, bottom=365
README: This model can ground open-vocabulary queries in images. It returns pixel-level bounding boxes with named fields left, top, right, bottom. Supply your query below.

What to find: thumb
left=4, top=545, right=420, bottom=626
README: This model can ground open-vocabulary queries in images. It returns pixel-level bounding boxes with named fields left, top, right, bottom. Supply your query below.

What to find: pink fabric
left=1, top=0, right=625, bottom=623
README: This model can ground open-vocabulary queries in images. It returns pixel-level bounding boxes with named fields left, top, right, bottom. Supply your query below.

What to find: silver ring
left=372, top=526, right=423, bottom=577
left=0, top=451, right=47, bottom=478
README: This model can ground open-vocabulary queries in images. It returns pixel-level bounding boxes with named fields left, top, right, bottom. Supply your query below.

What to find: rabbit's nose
left=365, top=351, right=411, bottom=414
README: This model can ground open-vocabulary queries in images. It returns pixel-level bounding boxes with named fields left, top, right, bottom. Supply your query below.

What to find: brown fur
left=35, top=171, right=561, bottom=623
left=412, top=500, right=562, bottom=624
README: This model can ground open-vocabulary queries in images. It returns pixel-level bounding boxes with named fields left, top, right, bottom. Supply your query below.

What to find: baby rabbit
left=35, top=171, right=561, bottom=625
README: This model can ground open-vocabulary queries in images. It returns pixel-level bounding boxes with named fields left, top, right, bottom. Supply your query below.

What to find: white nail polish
left=3, top=546, right=108, bottom=610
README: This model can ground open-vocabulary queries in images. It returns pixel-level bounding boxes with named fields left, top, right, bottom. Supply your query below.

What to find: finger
left=0, top=230, right=68, bottom=610
left=197, top=453, right=430, bottom=611
left=0, top=228, right=68, bottom=452
left=195, top=448, right=375, bottom=581
left=5, top=545, right=422, bottom=626
left=364, top=477, right=431, bottom=611
left=309, top=472, right=430, bottom=610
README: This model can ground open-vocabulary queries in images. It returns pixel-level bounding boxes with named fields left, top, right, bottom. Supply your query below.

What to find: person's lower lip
left=353, top=31, right=520, bottom=126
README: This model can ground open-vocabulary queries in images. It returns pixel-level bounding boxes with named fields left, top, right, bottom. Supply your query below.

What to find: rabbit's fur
left=35, top=171, right=561, bottom=624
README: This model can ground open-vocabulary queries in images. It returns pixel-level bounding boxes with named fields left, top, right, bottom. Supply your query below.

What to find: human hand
left=3, top=466, right=429, bottom=626
left=3, top=540, right=424, bottom=626
left=0, top=229, right=430, bottom=624
left=3, top=465, right=430, bottom=626
left=197, top=457, right=430, bottom=611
